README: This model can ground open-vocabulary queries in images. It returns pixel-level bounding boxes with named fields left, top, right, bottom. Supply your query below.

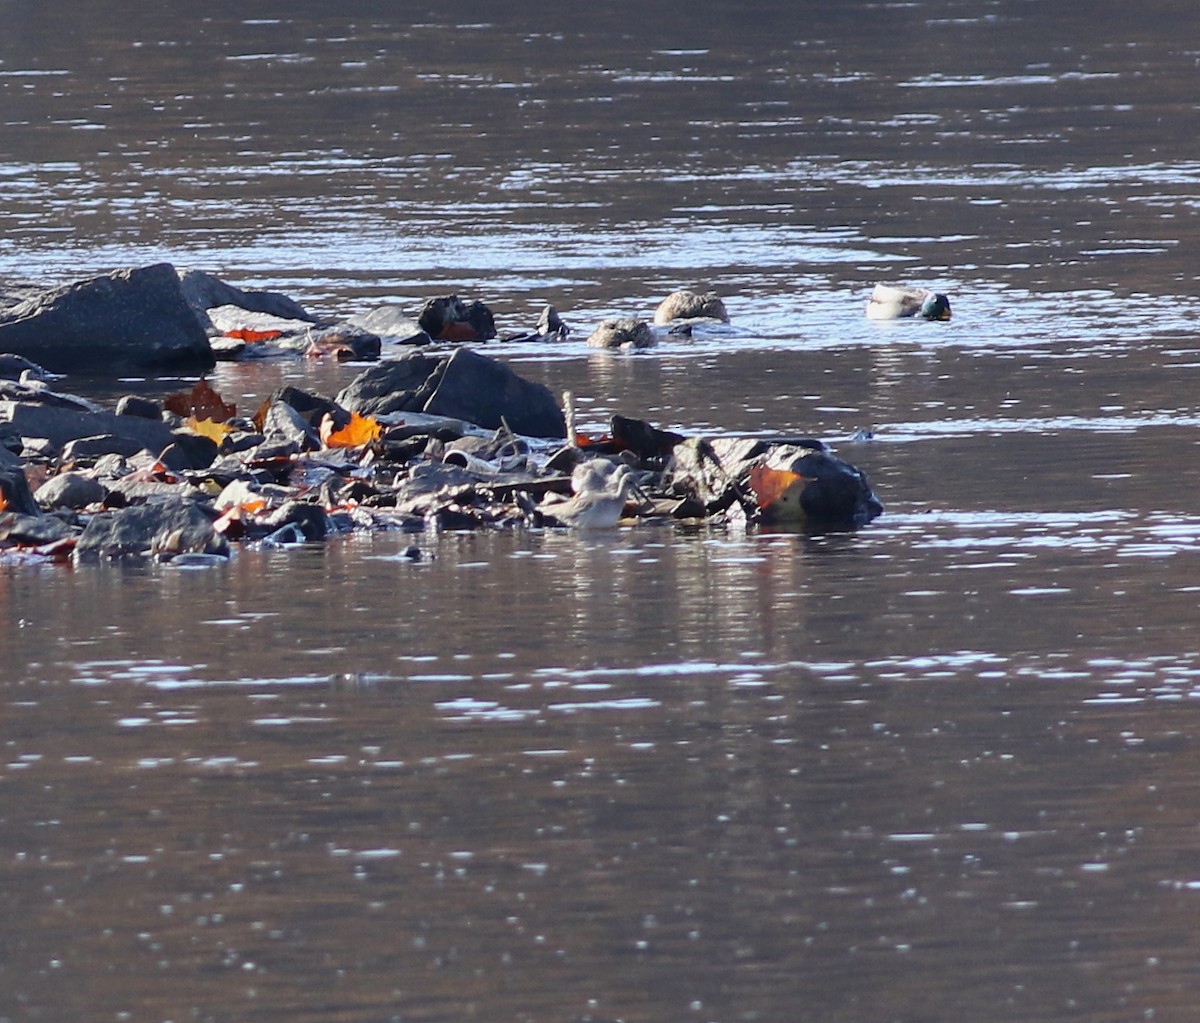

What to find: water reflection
left=7, top=1, right=1200, bottom=1020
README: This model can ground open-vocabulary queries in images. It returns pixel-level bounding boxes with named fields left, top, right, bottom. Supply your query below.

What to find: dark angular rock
left=260, top=500, right=328, bottom=541
left=34, top=471, right=107, bottom=510
left=261, top=401, right=321, bottom=451
left=611, top=415, right=686, bottom=460
left=0, top=263, right=215, bottom=373
left=418, top=295, right=497, bottom=342
left=74, top=496, right=228, bottom=560
left=0, top=284, right=47, bottom=315
left=159, top=430, right=219, bottom=472
left=0, top=466, right=41, bottom=516
left=0, top=379, right=99, bottom=413
left=424, top=348, right=563, bottom=437
left=770, top=449, right=883, bottom=528
left=537, top=305, right=569, bottom=340
left=268, top=386, right=349, bottom=430
left=335, top=352, right=444, bottom=417
left=115, top=395, right=163, bottom=419
left=177, top=269, right=317, bottom=326
left=336, top=349, right=564, bottom=438
left=0, top=421, right=21, bottom=455
left=665, top=436, right=881, bottom=529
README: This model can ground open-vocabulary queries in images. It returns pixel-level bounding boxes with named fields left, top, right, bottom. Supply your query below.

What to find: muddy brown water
left=4, top=3, right=1200, bottom=1021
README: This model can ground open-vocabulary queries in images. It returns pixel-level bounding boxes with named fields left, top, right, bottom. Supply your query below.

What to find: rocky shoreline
left=0, top=264, right=883, bottom=564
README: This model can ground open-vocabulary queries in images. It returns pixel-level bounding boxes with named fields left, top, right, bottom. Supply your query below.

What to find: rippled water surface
left=5, top=2, right=1200, bottom=1021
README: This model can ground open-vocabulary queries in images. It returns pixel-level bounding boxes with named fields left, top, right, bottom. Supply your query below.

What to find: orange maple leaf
left=323, top=411, right=382, bottom=449
left=748, top=465, right=806, bottom=511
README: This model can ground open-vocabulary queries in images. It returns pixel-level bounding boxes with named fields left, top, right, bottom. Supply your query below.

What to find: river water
left=4, top=2, right=1200, bottom=1021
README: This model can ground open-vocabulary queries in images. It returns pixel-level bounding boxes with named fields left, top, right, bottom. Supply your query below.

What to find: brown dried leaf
left=163, top=379, right=236, bottom=422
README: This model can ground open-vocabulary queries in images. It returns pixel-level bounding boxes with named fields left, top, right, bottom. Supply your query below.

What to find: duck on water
left=865, top=284, right=951, bottom=321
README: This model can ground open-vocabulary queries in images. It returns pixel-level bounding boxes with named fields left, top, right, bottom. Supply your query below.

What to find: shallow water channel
left=4, top=3, right=1200, bottom=1021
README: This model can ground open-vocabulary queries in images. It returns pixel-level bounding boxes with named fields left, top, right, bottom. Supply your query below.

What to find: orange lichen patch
left=322, top=411, right=382, bottom=449
left=164, top=379, right=236, bottom=422
left=748, top=463, right=806, bottom=511
left=222, top=328, right=282, bottom=342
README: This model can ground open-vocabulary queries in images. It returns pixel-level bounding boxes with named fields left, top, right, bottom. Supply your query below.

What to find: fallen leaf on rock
left=748, top=465, right=806, bottom=510
left=322, top=411, right=381, bottom=448
left=164, top=379, right=236, bottom=422
left=223, top=328, right=282, bottom=342
left=184, top=417, right=235, bottom=444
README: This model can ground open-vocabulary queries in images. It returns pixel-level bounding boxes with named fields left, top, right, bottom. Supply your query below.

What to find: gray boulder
left=0, top=263, right=215, bottom=373
left=34, top=471, right=107, bottom=511
left=75, top=496, right=228, bottom=560
left=337, top=348, right=565, bottom=439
